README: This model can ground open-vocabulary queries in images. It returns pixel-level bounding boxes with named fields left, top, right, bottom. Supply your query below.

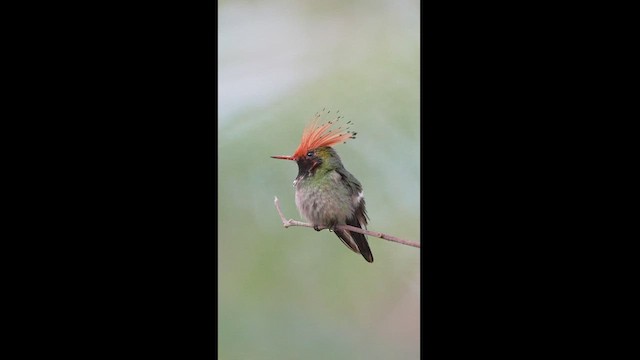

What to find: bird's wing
left=345, top=199, right=374, bottom=263
left=334, top=167, right=374, bottom=262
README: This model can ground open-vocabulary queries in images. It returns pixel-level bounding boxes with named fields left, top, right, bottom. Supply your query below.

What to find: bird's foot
left=313, top=225, right=321, bottom=232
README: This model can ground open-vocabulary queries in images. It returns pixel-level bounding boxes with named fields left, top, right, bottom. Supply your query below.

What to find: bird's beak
left=271, top=155, right=295, bottom=161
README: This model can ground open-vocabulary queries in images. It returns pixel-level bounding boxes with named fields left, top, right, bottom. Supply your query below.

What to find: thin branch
left=274, top=196, right=420, bottom=248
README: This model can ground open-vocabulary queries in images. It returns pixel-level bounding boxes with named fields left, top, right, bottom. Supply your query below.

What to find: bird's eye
left=306, top=151, right=314, bottom=157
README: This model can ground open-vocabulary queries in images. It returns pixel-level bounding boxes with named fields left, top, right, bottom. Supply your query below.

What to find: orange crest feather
left=292, top=110, right=357, bottom=159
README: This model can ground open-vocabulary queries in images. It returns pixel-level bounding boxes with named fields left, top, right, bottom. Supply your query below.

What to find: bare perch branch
left=273, top=196, right=420, bottom=248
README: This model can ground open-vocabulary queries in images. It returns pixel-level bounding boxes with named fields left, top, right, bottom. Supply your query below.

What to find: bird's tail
left=335, top=228, right=374, bottom=263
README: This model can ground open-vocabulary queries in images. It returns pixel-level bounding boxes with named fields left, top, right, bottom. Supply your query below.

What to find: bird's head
left=271, top=110, right=356, bottom=176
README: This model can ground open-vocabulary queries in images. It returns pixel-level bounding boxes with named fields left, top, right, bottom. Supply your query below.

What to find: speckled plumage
left=293, top=147, right=373, bottom=263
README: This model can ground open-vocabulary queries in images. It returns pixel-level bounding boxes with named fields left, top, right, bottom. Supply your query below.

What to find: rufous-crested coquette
left=272, top=110, right=373, bottom=263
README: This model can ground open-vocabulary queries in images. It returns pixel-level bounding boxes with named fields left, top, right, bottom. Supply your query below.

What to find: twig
left=274, top=196, right=420, bottom=248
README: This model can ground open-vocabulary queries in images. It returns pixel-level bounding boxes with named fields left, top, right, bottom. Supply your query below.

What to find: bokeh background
left=218, top=0, right=420, bottom=358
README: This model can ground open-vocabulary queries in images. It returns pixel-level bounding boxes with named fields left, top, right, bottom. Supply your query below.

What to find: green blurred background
left=218, top=0, right=420, bottom=358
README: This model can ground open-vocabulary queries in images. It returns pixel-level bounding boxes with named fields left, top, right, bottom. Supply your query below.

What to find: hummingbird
left=271, top=110, right=374, bottom=263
